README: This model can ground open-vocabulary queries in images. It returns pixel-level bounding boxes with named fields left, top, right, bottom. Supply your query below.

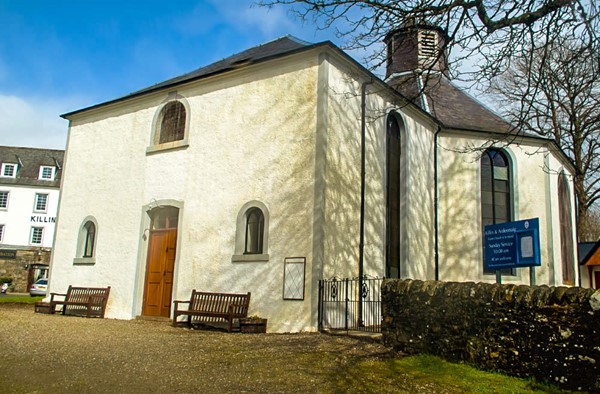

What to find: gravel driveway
left=0, top=305, right=393, bottom=393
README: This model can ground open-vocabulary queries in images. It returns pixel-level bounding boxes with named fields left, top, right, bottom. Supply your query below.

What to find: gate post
left=317, top=279, right=323, bottom=331
left=344, top=278, right=349, bottom=331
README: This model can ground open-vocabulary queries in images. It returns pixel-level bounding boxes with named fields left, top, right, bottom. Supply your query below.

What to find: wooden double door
left=142, top=228, right=177, bottom=317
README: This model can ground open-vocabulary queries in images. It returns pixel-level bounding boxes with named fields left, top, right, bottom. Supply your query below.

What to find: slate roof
left=387, top=73, right=515, bottom=134
left=133, top=35, right=314, bottom=96
left=61, top=34, right=541, bottom=142
left=579, top=241, right=600, bottom=266
left=0, top=146, right=64, bottom=188
left=62, top=36, right=320, bottom=118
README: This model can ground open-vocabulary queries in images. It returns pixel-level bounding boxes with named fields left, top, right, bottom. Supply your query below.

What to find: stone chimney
left=384, top=21, right=448, bottom=78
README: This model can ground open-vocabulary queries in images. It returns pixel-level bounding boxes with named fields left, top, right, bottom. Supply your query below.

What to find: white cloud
left=0, top=94, right=77, bottom=150
left=209, top=0, right=302, bottom=38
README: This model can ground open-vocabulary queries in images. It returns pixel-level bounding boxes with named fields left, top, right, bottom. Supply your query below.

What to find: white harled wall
left=437, top=134, right=578, bottom=285
left=319, top=56, right=438, bottom=283
left=50, top=53, right=322, bottom=332
left=49, top=46, right=580, bottom=333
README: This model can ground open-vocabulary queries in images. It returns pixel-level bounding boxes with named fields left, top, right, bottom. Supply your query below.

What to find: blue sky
left=0, top=0, right=343, bottom=149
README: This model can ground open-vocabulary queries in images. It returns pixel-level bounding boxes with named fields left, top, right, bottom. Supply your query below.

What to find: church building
left=49, top=24, right=577, bottom=332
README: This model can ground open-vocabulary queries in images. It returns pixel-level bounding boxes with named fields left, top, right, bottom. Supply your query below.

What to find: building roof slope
left=579, top=240, right=600, bottom=266
left=133, top=35, right=313, bottom=96
left=62, top=35, right=319, bottom=117
left=0, top=146, right=64, bottom=188
left=61, top=33, right=554, bottom=147
left=388, top=74, right=514, bottom=134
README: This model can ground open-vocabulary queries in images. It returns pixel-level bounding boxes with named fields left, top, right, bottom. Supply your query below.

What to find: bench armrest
left=50, top=292, right=66, bottom=302
left=173, top=300, right=190, bottom=310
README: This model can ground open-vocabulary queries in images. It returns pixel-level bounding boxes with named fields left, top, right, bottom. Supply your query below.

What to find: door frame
left=133, top=199, right=184, bottom=318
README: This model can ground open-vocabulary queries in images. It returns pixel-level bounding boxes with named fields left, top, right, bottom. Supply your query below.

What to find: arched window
left=244, top=208, right=264, bottom=254
left=481, top=149, right=511, bottom=225
left=481, top=148, right=513, bottom=274
left=74, top=216, right=98, bottom=265
left=158, top=101, right=186, bottom=144
left=558, top=172, right=575, bottom=284
left=386, top=112, right=404, bottom=278
left=233, top=201, right=269, bottom=262
left=82, top=221, right=96, bottom=258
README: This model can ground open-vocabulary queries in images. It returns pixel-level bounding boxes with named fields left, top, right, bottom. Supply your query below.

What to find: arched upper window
left=558, top=172, right=575, bottom=285
left=233, top=201, right=269, bottom=262
left=147, top=94, right=190, bottom=153
left=74, top=216, right=98, bottom=265
left=481, top=148, right=513, bottom=275
left=244, top=208, right=264, bottom=254
left=158, top=101, right=186, bottom=144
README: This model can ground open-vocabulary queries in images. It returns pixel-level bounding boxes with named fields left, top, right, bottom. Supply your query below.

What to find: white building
left=0, top=146, right=63, bottom=249
left=49, top=26, right=578, bottom=332
left=0, top=146, right=64, bottom=290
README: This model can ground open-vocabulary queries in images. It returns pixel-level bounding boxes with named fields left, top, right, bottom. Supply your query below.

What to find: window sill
left=146, top=139, right=189, bottom=155
left=73, top=257, right=96, bottom=265
left=232, top=254, right=269, bottom=263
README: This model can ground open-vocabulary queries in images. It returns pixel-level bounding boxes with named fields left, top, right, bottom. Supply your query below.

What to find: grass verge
left=333, top=354, right=572, bottom=393
left=0, top=295, right=43, bottom=304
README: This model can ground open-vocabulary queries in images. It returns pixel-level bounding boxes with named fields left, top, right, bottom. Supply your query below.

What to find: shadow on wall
left=178, top=69, right=326, bottom=330
left=436, top=145, right=534, bottom=282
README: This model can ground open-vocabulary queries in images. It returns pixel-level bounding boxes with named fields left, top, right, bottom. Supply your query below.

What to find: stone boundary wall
left=381, top=279, right=600, bottom=392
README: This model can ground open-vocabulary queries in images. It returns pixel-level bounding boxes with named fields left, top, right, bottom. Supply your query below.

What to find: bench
left=172, top=290, right=251, bottom=332
left=50, top=286, right=111, bottom=318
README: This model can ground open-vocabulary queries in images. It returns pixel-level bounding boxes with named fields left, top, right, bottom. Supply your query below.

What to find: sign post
left=484, top=218, right=541, bottom=285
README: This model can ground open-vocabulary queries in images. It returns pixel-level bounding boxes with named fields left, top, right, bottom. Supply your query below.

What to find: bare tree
left=580, top=210, right=600, bottom=241
left=259, top=0, right=598, bottom=87
left=490, top=38, right=600, bottom=239
left=260, top=1, right=600, bottom=238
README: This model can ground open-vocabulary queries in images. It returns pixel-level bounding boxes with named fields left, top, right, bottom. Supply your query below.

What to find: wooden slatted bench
left=50, top=285, right=111, bottom=318
left=172, top=290, right=251, bottom=332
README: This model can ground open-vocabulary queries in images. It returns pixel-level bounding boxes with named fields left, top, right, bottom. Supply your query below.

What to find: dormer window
left=39, top=166, right=56, bottom=181
left=1, top=163, right=17, bottom=178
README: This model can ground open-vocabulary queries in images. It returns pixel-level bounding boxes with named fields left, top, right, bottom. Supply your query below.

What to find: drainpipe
left=434, top=126, right=441, bottom=281
left=572, top=173, right=581, bottom=287
left=358, top=80, right=372, bottom=327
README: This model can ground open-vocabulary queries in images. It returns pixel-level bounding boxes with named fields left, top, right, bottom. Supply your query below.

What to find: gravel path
left=0, top=304, right=394, bottom=393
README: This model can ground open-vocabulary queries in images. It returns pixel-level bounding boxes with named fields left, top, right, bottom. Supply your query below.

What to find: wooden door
left=142, top=229, right=177, bottom=317
left=595, top=271, right=600, bottom=290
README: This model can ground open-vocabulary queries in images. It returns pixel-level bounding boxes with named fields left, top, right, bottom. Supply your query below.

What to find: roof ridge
left=63, top=35, right=322, bottom=117
left=283, top=34, right=313, bottom=46
left=0, top=145, right=64, bottom=152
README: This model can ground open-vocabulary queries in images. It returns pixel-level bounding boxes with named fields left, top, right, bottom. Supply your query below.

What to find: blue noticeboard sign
left=484, top=218, right=541, bottom=271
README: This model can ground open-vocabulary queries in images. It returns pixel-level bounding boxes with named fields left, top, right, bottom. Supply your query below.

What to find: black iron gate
left=318, top=276, right=383, bottom=333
